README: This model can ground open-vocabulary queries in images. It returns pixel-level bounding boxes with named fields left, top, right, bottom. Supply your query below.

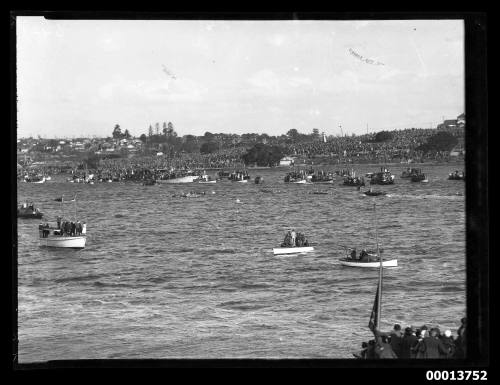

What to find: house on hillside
left=279, top=156, right=294, bottom=166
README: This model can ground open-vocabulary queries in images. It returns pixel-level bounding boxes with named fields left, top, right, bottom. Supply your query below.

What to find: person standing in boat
left=400, top=327, right=418, bottom=359
left=56, top=216, right=62, bottom=230
left=291, top=229, right=296, bottom=247
left=373, top=328, right=398, bottom=359
left=389, top=324, right=404, bottom=358
left=350, top=248, right=357, bottom=259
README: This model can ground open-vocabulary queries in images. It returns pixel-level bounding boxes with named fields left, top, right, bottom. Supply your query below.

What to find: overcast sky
left=16, top=18, right=464, bottom=139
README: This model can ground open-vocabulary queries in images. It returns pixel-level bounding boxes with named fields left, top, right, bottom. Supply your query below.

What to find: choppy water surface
left=17, top=163, right=466, bottom=361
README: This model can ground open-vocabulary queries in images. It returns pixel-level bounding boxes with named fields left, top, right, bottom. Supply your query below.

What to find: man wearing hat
left=417, top=328, right=449, bottom=358
left=400, top=326, right=418, bottom=359
left=390, top=324, right=404, bottom=358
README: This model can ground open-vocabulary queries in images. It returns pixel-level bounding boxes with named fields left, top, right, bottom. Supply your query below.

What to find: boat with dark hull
left=343, top=175, right=365, bottom=187
left=363, top=189, right=386, bottom=196
left=401, top=167, right=421, bottom=178
left=229, top=170, right=250, bottom=182
left=448, top=170, right=465, bottom=180
left=284, top=170, right=310, bottom=184
left=17, top=203, right=43, bottom=219
left=370, top=169, right=395, bottom=185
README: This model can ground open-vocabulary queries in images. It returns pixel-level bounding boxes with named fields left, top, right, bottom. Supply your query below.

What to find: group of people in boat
left=39, top=217, right=86, bottom=237
left=229, top=170, right=250, bottom=181
left=19, top=201, right=39, bottom=213
left=449, top=170, right=465, bottom=180
left=355, top=317, right=466, bottom=359
left=281, top=229, right=310, bottom=247
left=346, top=247, right=381, bottom=262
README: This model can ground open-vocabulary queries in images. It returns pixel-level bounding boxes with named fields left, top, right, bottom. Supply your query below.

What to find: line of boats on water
left=20, top=166, right=465, bottom=185
left=18, top=166, right=464, bottom=252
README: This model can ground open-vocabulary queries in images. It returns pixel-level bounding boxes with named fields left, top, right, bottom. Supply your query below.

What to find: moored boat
left=370, top=168, right=395, bottom=185
left=284, top=170, right=310, bottom=184
left=25, top=176, right=45, bottom=183
left=309, top=169, right=335, bottom=184
left=363, top=189, right=386, bottom=196
left=199, top=173, right=217, bottom=183
left=409, top=169, right=427, bottom=182
left=254, top=176, right=264, bottom=184
left=401, top=167, right=421, bottom=178
left=229, top=170, right=250, bottom=182
left=343, top=175, right=365, bottom=186
left=17, top=202, right=43, bottom=219
left=155, top=169, right=200, bottom=184
left=142, top=178, right=156, bottom=185
left=448, top=170, right=465, bottom=180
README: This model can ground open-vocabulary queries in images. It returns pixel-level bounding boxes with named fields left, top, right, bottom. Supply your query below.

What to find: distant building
left=437, top=119, right=458, bottom=131
left=457, top=113, right=465, bottom=128
left=279, top=156, right=294, bottom=166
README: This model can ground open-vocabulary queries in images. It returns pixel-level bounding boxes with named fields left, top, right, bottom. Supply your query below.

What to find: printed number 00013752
left=426, top=371, right=487, bottom=381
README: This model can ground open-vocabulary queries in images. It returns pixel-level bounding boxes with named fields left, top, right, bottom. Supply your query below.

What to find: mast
left=74, top=194, right=77, bottom=222
left=61, top=194, right=65, bottom=220
left=374, top=203, right=383, bottom=328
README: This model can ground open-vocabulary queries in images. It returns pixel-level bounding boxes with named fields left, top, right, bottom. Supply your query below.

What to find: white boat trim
left=273, top=246, right=314, bottom=255
left=39, top=236, right=86, bottom=249
left=156, top=175, right=200, bottom=184
left=339, top=258, right=398, bottom=268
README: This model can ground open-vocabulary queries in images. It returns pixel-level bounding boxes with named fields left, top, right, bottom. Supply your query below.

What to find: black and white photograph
left=12, top=14, right=488, bottom=368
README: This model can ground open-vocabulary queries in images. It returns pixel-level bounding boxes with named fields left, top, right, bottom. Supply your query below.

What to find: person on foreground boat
left=414, top=327, right=449, bottom=358
left=389, top=324, right=404, bottom=358
left=373, top=328, right=398, bottom=358
left=400, top=327, right=419, bottom=358
left=357, top=321, right=464, bottom=359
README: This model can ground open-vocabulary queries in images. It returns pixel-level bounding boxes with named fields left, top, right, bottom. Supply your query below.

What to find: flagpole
left=375, top=203, right=383, bottom=329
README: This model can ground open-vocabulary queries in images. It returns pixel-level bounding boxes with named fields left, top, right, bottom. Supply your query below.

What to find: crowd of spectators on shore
left=355, top=317, right=467, bottom=359
left=19, top=128, right=464, bottom=182
left=285, top=129, right=460, bottom=163
left=65, top=148, right=247, bottom=182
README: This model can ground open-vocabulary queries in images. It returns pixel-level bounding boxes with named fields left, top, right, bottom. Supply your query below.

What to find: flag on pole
left=368, top=285, right=380, bottom=332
